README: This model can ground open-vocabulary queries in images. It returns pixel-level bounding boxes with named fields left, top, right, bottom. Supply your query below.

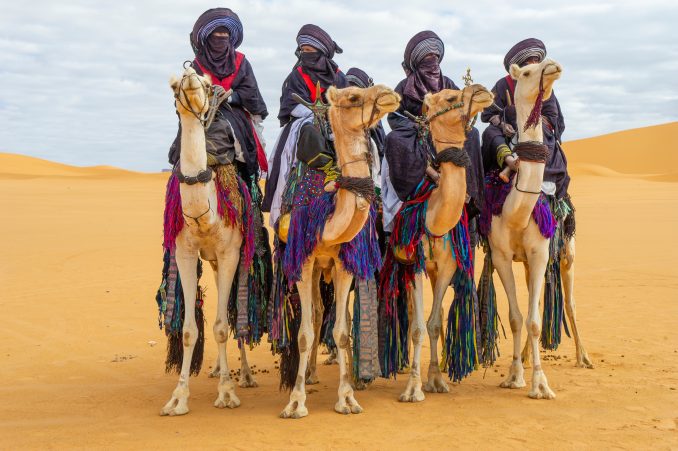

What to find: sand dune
left=0, top=124, right=677, bottom=449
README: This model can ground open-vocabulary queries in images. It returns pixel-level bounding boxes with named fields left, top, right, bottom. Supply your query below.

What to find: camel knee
left=509, top=312, right=523, bottom=332
left=299, top=331, right=314, bottom=353
left=412, top=326, right=424, bottom=345
left=526, top=319, right=541, bottom=337
left=213, top=321, right=228, bottom=344
left=333, top=328, right=349, bottom=350
left=182, top=324, right=199, bottom=347
left=426, top=319, right=441, bottom=340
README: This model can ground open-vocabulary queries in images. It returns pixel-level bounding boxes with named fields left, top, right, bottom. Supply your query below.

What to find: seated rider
left=480, top=38, right=569, bottom=198
left=262, top=24, right=347, bottom=227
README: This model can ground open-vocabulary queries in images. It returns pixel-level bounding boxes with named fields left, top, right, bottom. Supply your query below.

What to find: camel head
left=169, top=66, right=212, bottom=118
left=509, top=58, right=562, bottom=105
left=326, top=84, right=401, bottom=133
left=423, top=84, right=494, bottom=147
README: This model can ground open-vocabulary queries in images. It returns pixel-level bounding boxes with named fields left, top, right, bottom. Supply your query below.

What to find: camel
left=279, top=84, right=400, bottom=418
left=487, top=58, right=589, bottom=400
left=395, top=85, right=495, bottom=401
left=160, top=66, right=248, bottom=416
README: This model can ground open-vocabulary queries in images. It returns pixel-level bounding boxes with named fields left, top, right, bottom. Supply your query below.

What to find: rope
left=435, top=146, right=470, bottom=168
left=336, top=175, right=375, bottom=202
left=514, top=141, right=549, bottom=163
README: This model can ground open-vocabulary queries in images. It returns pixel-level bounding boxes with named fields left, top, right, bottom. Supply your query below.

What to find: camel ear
left=422, top=92, right=432, bottom=115
left=169, top=75, right=180, bottom=93
left=509, top=64, right=521, bottom=80
left=326, top=86, right=339, bottom=105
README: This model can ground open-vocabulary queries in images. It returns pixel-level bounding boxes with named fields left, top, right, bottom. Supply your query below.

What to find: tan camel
left=161, top=67, right=244, bottom=416
left=488, top=58, right=578, bottom=399
left=398, top=85, right=495, bottom=401
left=280, top=84, right=400, bottom=418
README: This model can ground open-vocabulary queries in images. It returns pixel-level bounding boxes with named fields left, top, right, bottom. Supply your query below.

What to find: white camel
left=161, top=67, right=246, bottom=416
left=488, top=58, right=586, bottom=399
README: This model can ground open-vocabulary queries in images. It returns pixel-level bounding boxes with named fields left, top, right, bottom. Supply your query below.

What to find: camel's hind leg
left=238, top=341, right=258, bottom=387
left=212, top=246, right=242, bottom=409
left=561, top=237, right=593, bottom=368
left=521, top=262, right=532, bottom=367
left=492, top=250, right=526, bottom=389
left=160, top=247, right=201, bottom=416
left=280, top=261, right=315, bottom=419
left=332, top=264, right=362, bottom=414
left=306, top=266, right=323, bottom=384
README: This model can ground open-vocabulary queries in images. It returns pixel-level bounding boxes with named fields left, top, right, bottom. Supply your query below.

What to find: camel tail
left=279, top=292, right=302, bottom=392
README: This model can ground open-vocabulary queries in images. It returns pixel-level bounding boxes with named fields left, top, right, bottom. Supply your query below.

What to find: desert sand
left=1, top=122, right=676, bottom=449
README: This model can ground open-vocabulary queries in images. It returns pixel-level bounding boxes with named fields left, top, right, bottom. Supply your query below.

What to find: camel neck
left=179, top=115, right=207, bottom=174
left=322, top=124, right=371, bottom=245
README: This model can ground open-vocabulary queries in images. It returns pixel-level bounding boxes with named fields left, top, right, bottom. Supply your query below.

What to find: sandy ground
left=1, top=123, right=677, bottom=449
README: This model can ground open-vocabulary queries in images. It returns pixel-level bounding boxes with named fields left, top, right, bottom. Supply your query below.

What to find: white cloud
left=0, top=0, right=676, bottom=171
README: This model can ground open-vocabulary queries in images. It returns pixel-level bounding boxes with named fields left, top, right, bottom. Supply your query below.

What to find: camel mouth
left=471, top=87, right=493, bottom=106
left=376, top=93, right=401, bottom=112
left=543, top=63, right=562, bottom=78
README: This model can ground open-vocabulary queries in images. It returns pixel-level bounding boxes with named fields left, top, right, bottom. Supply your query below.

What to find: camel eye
left=348, top=94, right=360, bottom=102
left=523, top=71, right=531, bottom=77
left=446, top=96, right=458, bottom=103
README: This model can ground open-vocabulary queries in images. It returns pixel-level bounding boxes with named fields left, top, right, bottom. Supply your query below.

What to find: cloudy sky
left=1, top=0, right=676, bottom=171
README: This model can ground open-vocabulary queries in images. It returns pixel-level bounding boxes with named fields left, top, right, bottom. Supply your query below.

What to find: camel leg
left=238, top=341, right=258, bottom=387
left=306, top=267, right=323, bottom=384
left=400, top=273, right=426, bottom=402
left=333, top=265, right=362, bottom=414
left=424, top=261, right=455, bottom=393
left=398, top=289, right=415, bottom=374
left=525, top=248, right=555, bottom=399
left=493, top=251, right=526, bottom=389
left=521, top=262, right=532, bottom=367
left=561, top=237, right=593, bottom=368
left=208, top=261, right=221, bottom=379
left=280, top=261, right=314, bottom=419
left=213, top=247, right=242, bottom=409
left=160, top=247, right=200, bottom=416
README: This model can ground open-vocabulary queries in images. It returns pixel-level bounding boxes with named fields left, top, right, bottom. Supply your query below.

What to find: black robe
left=384, top=77, right=484, bottom=210
left=481, top=76, right=569, bottom=197
left=168, top=57, right=268, bottom=179
left=262, top=67, right=347, bottom=212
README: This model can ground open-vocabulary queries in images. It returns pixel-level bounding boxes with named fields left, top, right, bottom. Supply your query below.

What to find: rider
left=262, top=24, right=347, bottom=227
left=382, top=31, right=483, bottom=237
left=480, top=38, right=569, bottom=199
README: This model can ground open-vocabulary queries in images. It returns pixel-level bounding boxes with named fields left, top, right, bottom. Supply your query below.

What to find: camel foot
left=160, top=385, right=189, bottom=416
left=576, top=350, right=594, bottom=369
left=323, top=350, right=338, bottom=365
left=238, top=371, right=258, bottom=388
left=397, top=365, right=411, bottom=375
left=208, top=366, right=220, bottom=378
left=424, top=368, right=449, bottom=393
left=214, top=379, right=240, bottom=408
left=354, top=379, right=368, bottom=391
left=528, top=370, right=556, bottom=399
left=399, top=378, right=425, bottom=402
left=279, top=399, right=308, bottom=419
left=305, top=370, right=320, bottom=385
left=335, top=386, right=363, bottom=414
left=500, top=362, right=526, bottom=389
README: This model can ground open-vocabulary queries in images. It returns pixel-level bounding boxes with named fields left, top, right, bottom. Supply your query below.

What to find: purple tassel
left=340, top=204, right=383, bottom=280
left=163, top=174, right=184, bottom=251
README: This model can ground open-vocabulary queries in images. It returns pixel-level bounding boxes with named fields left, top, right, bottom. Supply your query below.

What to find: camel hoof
left=423, top=379, right=449, bottom=393
left=528, top=371, right=555, bottom=399
left=208, top=368, right=220, bottom=378
left=214, top=393, right=241, bottom=409
left=238, top=373, right=258, bottom=388
left=576, top=353, right=594, bottom=369
left=160, top=386, right=189, bottom=416
left=500, top=377, right=526, bottom=389
left=280, top=404, right=308, bottom=419
left=305, top=374, right=320, bottom=385
left=335, top=404, right=351, bottom=415
left=399, top=388, right=425, bottom=403
left=323, top=354, right=337, bottom=365
left=335, top=398, right=363, bottom=415
left=354, top=380, right=368, bottom=391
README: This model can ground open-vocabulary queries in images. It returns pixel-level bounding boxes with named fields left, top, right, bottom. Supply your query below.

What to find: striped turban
left=403, top=30, right=445, bottom=73
left=296, top=24, right=343, bottom=58
left=346, top=67, right=374, bottom=88
left=191, top=8, right=243, bottom=53
left=503, top=38, right=547, bottom=72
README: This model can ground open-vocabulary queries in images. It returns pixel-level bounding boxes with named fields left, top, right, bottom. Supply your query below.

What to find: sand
left=1, top=123, right=676, bottom=449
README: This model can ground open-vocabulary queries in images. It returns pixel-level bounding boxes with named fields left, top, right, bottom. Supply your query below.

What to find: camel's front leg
left=492, top=250, right=526, bottom=389
left=306, top=266, right=323, bottom=385
left=213, top=247, right=242, bottom=409
left=332, top=265, right=363, bottom=414
left=525, top=250, right=555, bottom=399
left=280, top=261, right=314, bottom=419
left=561, top=237, right=593, bottom=368
left=400, top=273, right=425, bottom=402
left=160, top=247, right=200, bottom=416
left=424, top=259, right=455, bottom=394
